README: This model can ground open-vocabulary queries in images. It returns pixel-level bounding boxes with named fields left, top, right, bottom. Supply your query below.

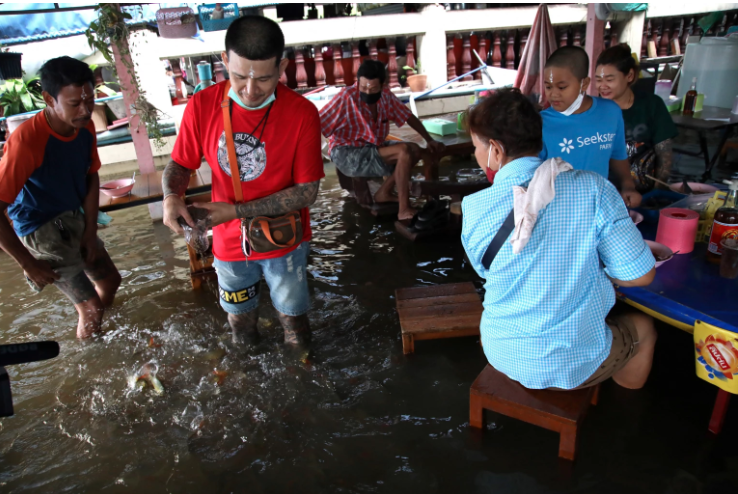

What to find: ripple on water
left=0, top=169, right=481, bottom=492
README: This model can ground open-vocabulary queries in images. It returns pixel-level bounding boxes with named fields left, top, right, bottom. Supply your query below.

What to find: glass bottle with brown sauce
left=707, top=180, right=738, bottom=264
left=683, top=77, right=698, bottom=116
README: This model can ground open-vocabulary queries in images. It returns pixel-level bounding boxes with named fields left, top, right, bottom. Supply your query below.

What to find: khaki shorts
left=571, top=312, right=640, bottom=389
left=20, top=210, right=104, bottom=281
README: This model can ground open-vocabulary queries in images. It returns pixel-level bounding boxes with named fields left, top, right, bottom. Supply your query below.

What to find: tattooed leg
left=228, top=309, right=260, bottom=345
left=84, top=246, right=121, bottom=308
left=56, top=271, right=104, bottom=338
left=278, top=312, right=311, bottom=346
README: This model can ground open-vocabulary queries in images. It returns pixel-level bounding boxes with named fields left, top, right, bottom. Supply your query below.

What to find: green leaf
left=19, top=92, right=32, bottom=111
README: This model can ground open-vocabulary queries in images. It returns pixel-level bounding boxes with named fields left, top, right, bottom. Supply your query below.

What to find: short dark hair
left=357, top=60, right=386, bottom=85
left=596, top=43, right=639, bottom=81
left=545, top=46, right=589, bottom=80
left=464, top=88, right=542, bottom=158
left=39, top=56, right=94, bottom=100
left=225, top=15, right=284, bottom=65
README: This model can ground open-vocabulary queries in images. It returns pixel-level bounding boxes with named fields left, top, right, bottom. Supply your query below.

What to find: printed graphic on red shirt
left=216, top=131, right=268, bottom=181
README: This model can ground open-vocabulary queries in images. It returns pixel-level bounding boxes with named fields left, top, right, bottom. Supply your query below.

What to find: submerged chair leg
left=402, top=334, right=414, bottom=355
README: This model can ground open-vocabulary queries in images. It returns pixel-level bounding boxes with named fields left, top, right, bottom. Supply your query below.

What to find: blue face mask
left=228, top=87, right=275, bottom=110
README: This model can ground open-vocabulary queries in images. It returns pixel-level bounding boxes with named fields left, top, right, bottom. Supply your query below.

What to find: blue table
left=616, top=222, right=737, bottom=434
left=616, top=223, right=738, bottom=334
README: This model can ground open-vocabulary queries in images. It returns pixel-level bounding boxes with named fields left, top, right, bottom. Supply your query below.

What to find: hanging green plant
left=84, top=4, right=167, bottom=149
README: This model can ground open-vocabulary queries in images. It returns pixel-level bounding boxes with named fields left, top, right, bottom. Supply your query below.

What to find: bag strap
left=257, top=216, right=297, bottom=248
left=221, top=80, right=243, bottom=204
left=481, top=208, right=515, bottom=270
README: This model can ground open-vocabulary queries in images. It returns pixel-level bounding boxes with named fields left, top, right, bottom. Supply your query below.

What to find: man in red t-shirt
left=163, top=16, right=324, bottom=347
left=320, top=60, right=445, bottom=220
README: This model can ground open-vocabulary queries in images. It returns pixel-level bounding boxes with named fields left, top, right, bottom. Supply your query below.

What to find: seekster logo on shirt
left=559, top=132, right=617, bottom=154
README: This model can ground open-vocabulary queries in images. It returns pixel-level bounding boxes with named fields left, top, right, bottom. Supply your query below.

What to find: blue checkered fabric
left=461, top=156, right=654, bottom=389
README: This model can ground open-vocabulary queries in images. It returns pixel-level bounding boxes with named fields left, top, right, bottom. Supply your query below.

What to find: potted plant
left=0, top=78, right=46, bottom=134
left=405, top=63, right=427, bottom=92
left=0, top=78, right=45, bottom=117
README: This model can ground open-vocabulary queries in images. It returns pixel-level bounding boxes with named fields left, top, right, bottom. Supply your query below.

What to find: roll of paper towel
left=655, top=208, right=700, bottom=254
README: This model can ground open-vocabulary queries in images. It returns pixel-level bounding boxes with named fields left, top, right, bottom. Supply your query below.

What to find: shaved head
left=545, top=46, right=589, bottom=81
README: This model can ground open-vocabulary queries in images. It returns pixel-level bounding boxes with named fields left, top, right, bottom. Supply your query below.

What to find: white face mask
left=557, top=81, right=585, bottom=116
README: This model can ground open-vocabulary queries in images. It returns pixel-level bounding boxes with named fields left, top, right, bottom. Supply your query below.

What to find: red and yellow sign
left=694, top=320, right=738, bottom=394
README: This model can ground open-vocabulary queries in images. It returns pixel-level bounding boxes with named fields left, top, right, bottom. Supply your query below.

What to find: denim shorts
left=213, top=241, right=311, bottom=316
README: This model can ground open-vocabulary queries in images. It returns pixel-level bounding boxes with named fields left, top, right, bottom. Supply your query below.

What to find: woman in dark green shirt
left=595, top=44, right=678, bottom=193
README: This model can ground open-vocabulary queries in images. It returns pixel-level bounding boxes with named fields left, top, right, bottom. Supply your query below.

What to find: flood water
left=0, top=164, right=735, bottom=493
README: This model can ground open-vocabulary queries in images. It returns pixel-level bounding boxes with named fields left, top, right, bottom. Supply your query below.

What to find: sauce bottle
left=683, top=77, right=698, bottom=116
left=707, top=179, right=738, bottom=264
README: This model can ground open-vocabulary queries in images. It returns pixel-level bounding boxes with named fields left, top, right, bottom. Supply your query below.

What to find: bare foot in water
left=373, top=191, right=399, bottom=203
left=398, top=208, right=417, bottom=221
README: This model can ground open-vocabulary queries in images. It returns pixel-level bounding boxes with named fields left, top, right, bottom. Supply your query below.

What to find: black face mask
left=360, top=91, right=382, bottom=105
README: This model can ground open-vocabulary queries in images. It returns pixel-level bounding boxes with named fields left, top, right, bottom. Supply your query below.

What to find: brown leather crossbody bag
left=221, top=81, right=302, bottom=257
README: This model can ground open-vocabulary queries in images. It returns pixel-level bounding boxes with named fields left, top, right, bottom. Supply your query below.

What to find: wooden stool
left=395, top=282, right=483, bottom=354
left=469, top=365, right=599, bottom=461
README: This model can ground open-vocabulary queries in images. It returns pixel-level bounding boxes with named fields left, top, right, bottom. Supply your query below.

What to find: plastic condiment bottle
left=707, top=179, right=738, bottom=264
left=683, top=77, right=698, bottom=116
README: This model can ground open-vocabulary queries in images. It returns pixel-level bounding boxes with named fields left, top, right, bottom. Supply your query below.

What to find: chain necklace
left=44, top=108, right=78, bottom=137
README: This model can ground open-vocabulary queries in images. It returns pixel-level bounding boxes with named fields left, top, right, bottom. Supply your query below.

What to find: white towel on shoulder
left=510, top=157, right=573, bottom=254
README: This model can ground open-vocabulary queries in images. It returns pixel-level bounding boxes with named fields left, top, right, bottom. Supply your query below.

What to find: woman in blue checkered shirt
left=461, top=88, right=657, bottom=391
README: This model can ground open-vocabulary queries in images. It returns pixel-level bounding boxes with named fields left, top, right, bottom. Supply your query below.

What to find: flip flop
left=417, top=200, right=449, bottom=222
left=411, top=211, right=450, bottom=232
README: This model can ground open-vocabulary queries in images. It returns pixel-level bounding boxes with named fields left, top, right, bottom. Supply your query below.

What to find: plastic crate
left=156, top=7, right=198, bottom=39
left=198, top=3, right=240, bottom=32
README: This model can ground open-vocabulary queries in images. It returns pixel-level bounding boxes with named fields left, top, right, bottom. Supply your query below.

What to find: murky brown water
left=0, top=164, right=735, bottom=493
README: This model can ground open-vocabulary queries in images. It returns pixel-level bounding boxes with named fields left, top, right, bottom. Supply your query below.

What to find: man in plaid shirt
left=320, top=60, right=445, bottom=220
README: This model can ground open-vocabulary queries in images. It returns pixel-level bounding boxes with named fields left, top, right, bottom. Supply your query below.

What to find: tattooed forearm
left=654, top=139, right=673, bottom=185
left=235, top=181, right=320, bottom=219
left=162, top=160, right=192, bottom=197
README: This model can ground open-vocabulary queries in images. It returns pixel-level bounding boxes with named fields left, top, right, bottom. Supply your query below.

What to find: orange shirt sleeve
left=0, top=113, right=49, bottom=205
left=86, top=120, right=101, bottom=174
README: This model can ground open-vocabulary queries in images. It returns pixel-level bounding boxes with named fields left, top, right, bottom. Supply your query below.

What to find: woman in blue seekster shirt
left=539, top=46, right=641, bottom=208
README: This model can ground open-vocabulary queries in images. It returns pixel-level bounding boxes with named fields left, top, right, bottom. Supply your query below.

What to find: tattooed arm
left=654, top=139, right=674, bottom=189
left=195, top=181, right=320, bottom=227
left=235, top=181, right=320, bottom=219
left=162, top=160, right=196, bottom=234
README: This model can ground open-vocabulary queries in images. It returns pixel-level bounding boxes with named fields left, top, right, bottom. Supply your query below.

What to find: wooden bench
left=469, top=365, right=600, bottom=461
left=395, top=282, right=483, bottom=354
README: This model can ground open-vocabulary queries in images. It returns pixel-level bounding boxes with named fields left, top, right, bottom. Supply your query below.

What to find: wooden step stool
left=470, top=365, right=599, bottom=461
left=395, top=282, right=483, bottom=354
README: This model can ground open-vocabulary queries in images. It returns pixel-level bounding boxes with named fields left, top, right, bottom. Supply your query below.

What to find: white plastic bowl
left=645, top=240, right=674, bottom=268
left=100, top=178, right=135, bottom=197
